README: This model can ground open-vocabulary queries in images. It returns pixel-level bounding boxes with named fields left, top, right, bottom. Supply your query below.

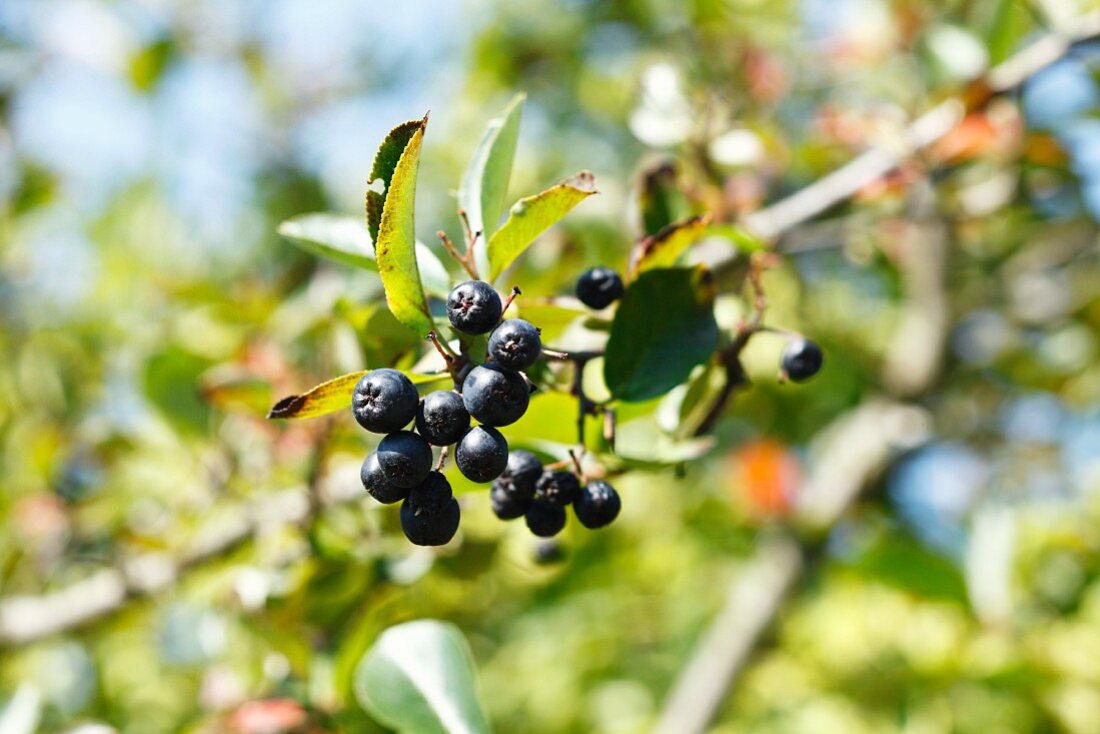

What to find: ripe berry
left=490, top=482, right=532, bottom=520
left=533, top=539, right=566, bottom=565
left=461, top=363, right=530, bottom=427
left=525, top=501, right=566, bottom=537
left=497, top=450, right=543, bottom=498
left=446, top=280, right=502, bottom=335
left=376, top=430, right=433, bottom=489
left=488, top=319, right=542, bottom=371
left=781, top=338, right=824, bottom=383
left=401, top=472, right=460, bottom=546
left=575, top=266, right=624, bottom=310
left=415, top=390, right=470, bottom=446
left=455, top=425, right=509, bottom=483
left=352, top=369, right=419, bottom=434
left=360, top=451, right=407, bottom=504
left=574, top=480, right=621, bottom=529
left=534, top=470, right=580, bottom=506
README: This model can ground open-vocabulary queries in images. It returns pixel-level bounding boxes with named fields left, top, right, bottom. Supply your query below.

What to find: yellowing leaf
left=486, top=171, right=597, bottom=281
left=630, top=214, right=711, bottom=277
left=268, top=370, right=448, bottom=420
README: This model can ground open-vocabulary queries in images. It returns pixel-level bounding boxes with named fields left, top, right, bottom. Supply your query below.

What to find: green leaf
left=709, top=223, right=767, bottom=254
left=630, top=214, right=712, bottom=277
left=461, top=93, right=525, bottom=275
left=639, top=160, right=688, bottom=236
left=366, top=119, right=423, bottom=243
left=268, top=370, right=448, bottom=420
left=604, top=267, right=719, bottom=402
left=278, top=214, right=453, bottom=298
left=486, top=171, right=597, bottom=281
left=374, top=116, right=434, bottom=336
left=354, top=620, right=492, bottom=734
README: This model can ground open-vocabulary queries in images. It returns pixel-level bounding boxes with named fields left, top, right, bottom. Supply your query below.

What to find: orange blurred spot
left=227, top=699, right=307, bottom=734
left=729, top=440, right=801, bottom=519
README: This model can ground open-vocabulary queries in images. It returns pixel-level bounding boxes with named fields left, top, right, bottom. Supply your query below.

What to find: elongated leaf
left=631, top=214, right=712, bottom=277
left=375, top=116, right=434, bottom=336
left=462, top=93, right=525, bottom=276
left=268, top=370, right=447, bottom=420
left=278, top=214, right=452, bottom=297
left=639, top=160, right=688, bottom=236
left=604, top=267, right=718, bottom=402
left=354, top=620, right=492, bottom=734
left=366, top=119, right=423, bottom=243
left=486, top=171, right=597, bottom=281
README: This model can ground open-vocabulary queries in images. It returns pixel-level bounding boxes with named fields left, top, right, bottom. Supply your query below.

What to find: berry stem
left=438, top=231, right=479, bottom=280
left=542, top=349, right=570, bottom=360
left=500, top=286, right=521, bottom=315
left=568, top=448, right=586, bottom=481
left=435, top=445, right=449, bottom=472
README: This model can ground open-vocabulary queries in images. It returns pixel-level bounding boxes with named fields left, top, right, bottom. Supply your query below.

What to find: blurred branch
left=741, top=10, right=1100, bottom=242
left=655, top=400, right=932, bottom=734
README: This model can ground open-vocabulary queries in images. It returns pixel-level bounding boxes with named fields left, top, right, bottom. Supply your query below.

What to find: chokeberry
left=461, top=363, right=530, bottom=427
left=781, top=338, right=824, bottom=383
left=525, top=500, right=566, bottom=537
left=376, top=430, right=433, bottom=489
left=574, top=480, right=621, bottom=529
left=497, top=450, right=542, bottom=498
left=575, top=266, right=624, bottom=310
left=488, top=319, right=542, bottom=371
left=415, top=390, right=470, bottom=446
left=446, top=280, right=502, bottom=335
left=533, top=539, right=566, bottom=565
left=401, top=472, right=460, bottom=546
left=360, top=451, right=407, bottom=504
left=455, top=425, right=509, bottom=483
left=490, top=482, right=532, bottom=520
left=534, top=470, right=580, bottom=506
left=352, top=369, right=419, bottom=434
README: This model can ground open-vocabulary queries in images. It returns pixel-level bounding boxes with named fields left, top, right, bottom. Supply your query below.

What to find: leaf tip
left=267, top=394, right=303, bottom=420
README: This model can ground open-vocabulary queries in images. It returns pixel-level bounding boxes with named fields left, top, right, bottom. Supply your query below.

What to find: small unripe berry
left=360, top=451, right=407, bottom=504
left=488, top=319, right=542, bottom=371
left=575, top=266, right=624, bottom=310
left=415, top=390, right=470, bottom=446
left=446, top=280, right=502, bottom=335
left=352, top=369, right=419, bottom=434
left=455, top=425, right=509, bottom=483
left=574, top=480, right=621, bottom=529
left=781, top=338, right=824, bottom=383
left=461, top=363, right=530, bottom=427
left=534, top=470, right=580, bottom=506
left=401, top=472, right=460, bottom=546
left=525, top=500, right=566, bottom=537
left=376, top=430, right=433, bottom=489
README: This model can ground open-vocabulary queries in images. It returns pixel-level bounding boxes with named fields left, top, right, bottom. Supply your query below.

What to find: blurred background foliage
left=3, top=0, right=1100, bottom=732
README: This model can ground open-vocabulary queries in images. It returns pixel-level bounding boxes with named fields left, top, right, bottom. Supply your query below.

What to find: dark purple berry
left=461, top=363, right=530, bottom=427
left=455, top=425, right=509, bottom=483
left=446, top=280, right=502, bottom=335
left=360, top=451, right=407, bottom=504
left=525, top=501, right=566, bottom=537
left=534, top=470, right=580, bottom=506
left=415, top=390, right=470, bottom=446
left=574, top=480, right=621, bottom=529
left=782, top=338, right=823, bottom=382
left=490, top=482, right=532, bottom=520
left=488, top=319, right=542, bottom=371
left=376, top=431, right=433, bottom=489
left=401, top=472, right=460, bottom=546
left=575, top=266, right=624, bottom=310
left=352, top=369, right=419, bottom=434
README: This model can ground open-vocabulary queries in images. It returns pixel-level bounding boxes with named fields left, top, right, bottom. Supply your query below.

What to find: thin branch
left=438, top=231, right=478, bottom=280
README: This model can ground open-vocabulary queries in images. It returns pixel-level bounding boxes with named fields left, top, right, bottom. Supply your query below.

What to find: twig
left=438, top=231, right=479, bottom=280
left=435, top=446, right=449, bottom=472
left=500, top=286, right=521, bottom=314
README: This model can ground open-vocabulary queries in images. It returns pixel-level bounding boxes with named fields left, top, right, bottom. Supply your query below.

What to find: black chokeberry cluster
left=356, top=280, right=597, bottom=546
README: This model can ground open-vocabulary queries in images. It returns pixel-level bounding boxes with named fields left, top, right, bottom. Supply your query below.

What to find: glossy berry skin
left=574, top=480, right=621, bottom=529
left=490, top=482, right=532, bottom=520
left=525, top=500, right=566, bottom=537
left=455, top=426, right=509, bottom=483
left=376, top=431, right=433, bottom=489
left=497, top=450, right=542, bottom=498
left=782, top=338, right=824, bottom=383
left=446, top=280, right=502, bottom=335
left=360, top=451, right=407, bottom=504
left=352, top=369, right=419, bottom=434
left=461, top=363, right=530, bottom=427
left=415, top=390, right=470, bottom=446
left=400, top=472, right=460, bottom=546
left=534, top=470, right=580, bottom=507
left=575, top=266, right=624, bottom=310
left=488, top=319, right=542, bottom=371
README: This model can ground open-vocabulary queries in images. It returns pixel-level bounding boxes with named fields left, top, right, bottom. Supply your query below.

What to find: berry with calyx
left=575, top=266, right=624, bottom=310
left=534, top=470, right=580, bottom=506
left=488, top=319, right=542, bottom=371
left=490, top=482, right=532, bottom=520
left=781, top=338, right=824, bottom=383
left=401, top=472, right=460, bottom=546
left=415, top=390, right=470, bottom=446
left=360, top=451, right=407, bottom=504
left=461, top=363, right=530, bottom=427
left=447, top=280, right=502, bottom=335
left=525, top=500, right=566, bottom=537
left=352, top=369, right=419, bottom=434
left=574, top=480, right=621, bottom=529
left=376, top=430, right=433, bottom=489
left=455, top=425, right=509, bottom=483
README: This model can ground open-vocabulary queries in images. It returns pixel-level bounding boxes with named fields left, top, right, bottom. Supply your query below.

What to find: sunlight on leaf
left=268, top=370, right=448, bottom=420
left=631, top=214, right=712, bottom=277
